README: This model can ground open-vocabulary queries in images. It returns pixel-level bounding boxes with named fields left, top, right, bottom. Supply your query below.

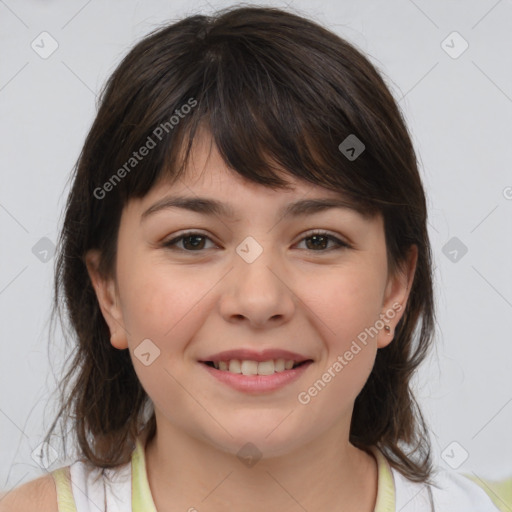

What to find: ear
left=377, top=244, right=418, bottom=349
left=85, top=249, right=128, bottom=350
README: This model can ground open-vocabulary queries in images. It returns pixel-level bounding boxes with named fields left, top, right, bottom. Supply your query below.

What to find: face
left=86, top=131, right=417, bottom=459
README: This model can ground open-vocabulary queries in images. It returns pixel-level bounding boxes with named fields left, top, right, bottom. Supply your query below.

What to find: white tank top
left=51, top=439, right=503, bottom=511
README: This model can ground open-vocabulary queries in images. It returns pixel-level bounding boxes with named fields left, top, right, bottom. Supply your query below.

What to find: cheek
left=299, top=267, right=382, bottom=398
left=310, top=266, right=385, bottom=341
left=118, top=260, right=214, bottom=353
left=117, top=264, right=212, bottom=414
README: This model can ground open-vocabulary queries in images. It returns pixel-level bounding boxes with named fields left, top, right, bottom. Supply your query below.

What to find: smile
left=203, top=358, right=310, bottom=375
left=200, top=360, right=313, bottom=393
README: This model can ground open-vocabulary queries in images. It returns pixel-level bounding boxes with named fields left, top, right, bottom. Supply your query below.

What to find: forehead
left=139, top=167, right=372, bottom=224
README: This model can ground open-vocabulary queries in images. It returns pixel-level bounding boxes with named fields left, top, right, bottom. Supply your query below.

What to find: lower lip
left=200, top=361, right=313, bottom=394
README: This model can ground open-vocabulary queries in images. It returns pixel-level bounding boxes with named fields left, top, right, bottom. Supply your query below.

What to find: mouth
left=200, top=358, right=313, bottom=376
left=199, top=357, right=314, bottom=393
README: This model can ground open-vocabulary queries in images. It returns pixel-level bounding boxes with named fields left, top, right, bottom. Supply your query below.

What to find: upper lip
left=200, top=349, right=312, bottom=363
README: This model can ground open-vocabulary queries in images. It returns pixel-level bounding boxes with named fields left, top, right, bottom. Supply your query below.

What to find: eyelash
left=162, top=230, right=351, bottom=253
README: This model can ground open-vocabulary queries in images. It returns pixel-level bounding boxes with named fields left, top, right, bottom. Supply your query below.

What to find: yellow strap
left=51, top=467, right=78, bottom=512
left=132, top=437, right=158, bottom=512
left=463, top=473, right=512, bottom=512
left=370, top=446, right=396, bottom=512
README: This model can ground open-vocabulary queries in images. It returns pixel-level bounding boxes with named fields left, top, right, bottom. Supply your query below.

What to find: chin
left=205, top=416, right=308, bottom=460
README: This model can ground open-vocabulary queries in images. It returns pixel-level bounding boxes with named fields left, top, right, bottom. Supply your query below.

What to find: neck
left=143, top=420, right=378, bottom=512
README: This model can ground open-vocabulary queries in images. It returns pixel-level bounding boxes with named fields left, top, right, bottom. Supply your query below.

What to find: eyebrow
left=140, top=195, right=366, bottom=224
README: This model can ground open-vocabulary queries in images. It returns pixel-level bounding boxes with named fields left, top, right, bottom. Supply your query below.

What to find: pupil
left=185, top=235, right=204, bottom=250
left=307, top=235, right=327, bottom=250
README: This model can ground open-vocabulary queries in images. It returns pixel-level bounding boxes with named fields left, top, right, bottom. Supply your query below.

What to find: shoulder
left=0, top=473, right=58, bottom=512
left=392, top=466, right=501, bottom=511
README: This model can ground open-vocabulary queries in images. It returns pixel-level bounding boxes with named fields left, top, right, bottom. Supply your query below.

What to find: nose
left=218, top=237, right=296, bottom=329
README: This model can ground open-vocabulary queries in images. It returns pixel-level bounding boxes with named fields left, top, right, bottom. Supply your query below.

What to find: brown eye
left=163, top=232, right=216, bottom=251
left=297, top=231, right=350, bottom=252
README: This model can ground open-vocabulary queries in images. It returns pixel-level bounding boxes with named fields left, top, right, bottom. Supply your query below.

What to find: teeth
left=228, top=360, right=241, bottom=373
left=274, top=359, right=285, bottom=372
left=241, top=360, right=258, bottom=375
left=212, top=358, right=300, bottom=375
left=257, top=360, right=275, bottom=376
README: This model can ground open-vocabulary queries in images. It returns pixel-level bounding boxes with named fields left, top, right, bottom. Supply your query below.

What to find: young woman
left=1, top=5, right=502, bottom=511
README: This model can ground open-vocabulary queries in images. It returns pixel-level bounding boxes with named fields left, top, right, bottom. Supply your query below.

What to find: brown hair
left=44, top=4, right=435, bottom=482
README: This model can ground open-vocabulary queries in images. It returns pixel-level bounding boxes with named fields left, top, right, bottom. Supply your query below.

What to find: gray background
left=1, top=0, right=511, bottom=494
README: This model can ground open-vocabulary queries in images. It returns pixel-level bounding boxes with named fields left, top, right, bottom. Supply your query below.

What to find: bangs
left=107, top=19, right=390, bottom=221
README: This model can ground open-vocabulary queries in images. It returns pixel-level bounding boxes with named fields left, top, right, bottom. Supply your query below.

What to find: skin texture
left=86, top=131, right=417, bottom=512
left=0, top=474, right=57, bottom=512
